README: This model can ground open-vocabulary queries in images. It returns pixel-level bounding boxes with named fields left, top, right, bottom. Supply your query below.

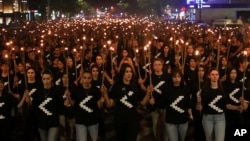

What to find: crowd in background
left=0, top=17, right=250, bottom=141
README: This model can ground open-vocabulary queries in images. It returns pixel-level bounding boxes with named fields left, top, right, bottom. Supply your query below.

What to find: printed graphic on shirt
left=154, top=81, right=165, bottom=94
left=165, top=60, right=170, bottom=64
left=240, top=76, right=247, bottom=83
left=208, top=95, right=223, bottom=113
left=0, top=102, right=5, bottom=119
left=120, top=91, right=134, bottom=108
left=229, top=88, right=240, bottom=103
left=143, top=63, right=151, bottom=72
left=29, top=88, right=37, bottom=101
left=39, top=98, right=53, bottom=116
left=79, top=95, right=93, bottom=113
left=4, top=82, right=8, bottom=86
left=55, top=78, right=61, bottom=86
left=76, top=64, right=81, bottom=69
left=154, top=52, right=161, bottom=58
left=170, top=96, right=185, bottom=113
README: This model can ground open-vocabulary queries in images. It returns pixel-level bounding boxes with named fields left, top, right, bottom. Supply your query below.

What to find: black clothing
left=73, top=85, right=101, bottom=126
left=33, top=86, right=63, bottom=130
left=110, top=82, right=144, bottom=141
left=201, top=87, right=226, bottom=115
left=165, top=86, right=190, bottom=124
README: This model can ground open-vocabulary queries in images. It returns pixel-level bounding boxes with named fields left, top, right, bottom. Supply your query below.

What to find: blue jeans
left=151, top=109, right=167, bottom=140
left=38, top=127, right=59, bottom=141
left=75, top=123, right=99, bottom=141
left=202, top=113, right=226, bottom=141
left=165, top=122, right=188, bottom=141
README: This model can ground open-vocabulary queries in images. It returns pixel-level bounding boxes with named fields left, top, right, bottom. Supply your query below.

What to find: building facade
left=0, top=0, right=29, bottom=25
left=186, top=0, right=250, bottom=23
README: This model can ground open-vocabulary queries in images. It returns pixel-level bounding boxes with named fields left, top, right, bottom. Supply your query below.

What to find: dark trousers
left=114, top=119, right=139, bottom=141
left=192, top=110, right=205, bottom=141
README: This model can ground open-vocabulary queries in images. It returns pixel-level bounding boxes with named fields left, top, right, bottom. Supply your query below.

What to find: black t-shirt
left=223, top=81, right=242, bottom=107
left=33, top=86, right=63, bottom=130
left=201, top=87, right=226, bottom=114
left=144, top=73, right=169, bottom=110
left=73, top=85, right=101, bottom=126
left=0, top=91, right=17, bottom=127
left=58, top=85, right=76, bottom=118
left=109, top=82, right=144, bottom=123
left=165, top=86, right=190, bottom=124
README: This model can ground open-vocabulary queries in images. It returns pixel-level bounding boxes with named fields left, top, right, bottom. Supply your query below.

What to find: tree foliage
left=50, top=0, right=80, bottom=15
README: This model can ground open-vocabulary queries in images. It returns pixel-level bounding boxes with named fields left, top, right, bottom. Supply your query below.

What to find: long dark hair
left=116, top=63, right=135, bottom=85
left=225, top=67, right=238, bottom=82
left=170, top=69, right=185, bottom=87
left=26, top=67, right=42, bottom=85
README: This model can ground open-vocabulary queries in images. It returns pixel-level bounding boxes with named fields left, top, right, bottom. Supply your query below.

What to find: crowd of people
left=0, top=17, right=250, bottom=141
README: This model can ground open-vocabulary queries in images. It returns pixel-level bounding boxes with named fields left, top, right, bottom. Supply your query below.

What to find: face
left=157, top=41, right=164, bottom=49
left=189, top=59, right=197, bottom=68
left=28, top=52, right=36, bottom=60
left=42, top=74, right=53, bottom=86
left=187, top=46, right=194, bottom=54
left=208, top=70, right=219, bottom=83
left=91, top=67, right=99, bottom=77
left=62, top=74, right=68, bottom=86
left=220, top=45, right=227, bottom=53
left=123, top=67, right=133, bottom=82
left=163, top=46, right=169, bottom=53
left=122, top=50, right=128, bottom=58
left=96, top=56, right=103, bottom=66
left=172, top=73, right=182, bottom=85
left=221, top=57, right=227, bottom=66
left=153, top=60, right=163, bottom=73
left=66, top=58, right=73, bottom=67
left=17, top=63, right=24, bottom=72
left=54, top=48, right=61, bottom=56
left=198, top=67, right=205, bottom=78
left=231, top=36, right=237, bottom=43
left=27, top=69, right=35, bottom=81
left=81, top=73, right=92, bottom=86
left=229, top=69, right=237, bottom=81
left=1, top=64, right=9, bottom=72
left=58, top=61, right=64, bottom=69
left=53, top=58, right=59, bottom=66
left=25, top=63, right=31, bottom=69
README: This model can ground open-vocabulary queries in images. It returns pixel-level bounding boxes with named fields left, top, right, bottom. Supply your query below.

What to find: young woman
left=73, top=71, right=106, bottom=141
left=91, top=65, right=102, bottom=89
left=32, top=70, right=63, bottom=141
left=58, top=73, right=76, bottom=141
left=219, top=56, right=228, bottom=82
left=0, top=78, right=18, bottom=140
left=141, top=58, right=169, bottom=141
left=107, top=63, right=150, bottom=141
left=164, top=70, right=192, bottom=141
left=223, top=68, right=246, bottom=140
left=159, top=45, right=174, bottom=72
left=190, top=65, right=206, bottom=141
left=196, top=68, right=226, bottom=141
left=17, top=67, right=42, bottom=141
left=184, top=57, right=198, bottom=89
left=90, top=64, right=106, bottom=141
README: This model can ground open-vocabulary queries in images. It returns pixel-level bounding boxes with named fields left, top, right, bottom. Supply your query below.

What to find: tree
left=28, top=0, right=47, bottom=20
left=116, top=0, right=129, bottom=13
left=137, top=0, right=157, bottom=15
left=50, top=0, right=80, bottom=17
